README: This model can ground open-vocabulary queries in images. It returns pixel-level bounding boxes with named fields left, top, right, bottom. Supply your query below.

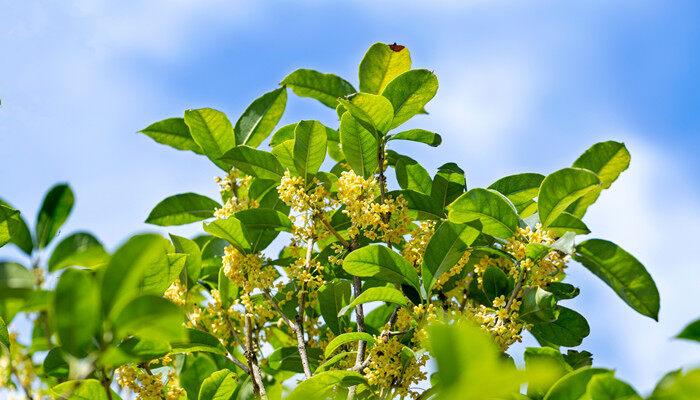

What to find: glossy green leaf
left=170, top=234, right=202, bottom=285
left=538, top=168, right=600, bottom=228
left=0, top=201, right=33, bottom=255
left=544, top=368, right=610, bottom=400
left=319, top=280, right=352, bottom=335
left=54, top=268, right=100, bottom=357
left=586, top=374, right=641, bottom=400
left=184, top=108, right=235, bottom=170
left=339, top=112, right=378, bottom=178
left=382, top=69, right=439, bottom=129
left=180, top=354, right=218, bottom=399
left=547, top=212, right=591, bottom=236
left=338, top=93, right=394, bottom=135
left=282, top=69, right=355, bottom=108
left=139, top=117, right=203, bottom=154
left=422, top=221, right=480, bottom=293
left=524, top=347, right=572, bottom=398
left=569, top=141, right=631, bottom=218
left=324, top=332, right=375, bottom=358
left=575, top=239, right=659, bottom=320
left=51, top=379, right=118, bottom=400
left=43, top=347, right=69, bottom=379
left=395, top=155, right=432, bottom=195
left=677, top=318, right=700, bottom=343
left=198, top=369, right=237, bottom=400
left=269, top=123, right=296, bottom=147
left=48, top=232, right=109, bottom=271
left=530, top=306, right=590, bottom=347
left=0, top=262, right=34, bottom=299
left=288, top=371, right=366, bottom=400
left=488, top=173, right=545, bottom=207
left=204, top=209, right=291, bottom=253
left=248, top=178, right=289, bottom=213
left=390, top=189, right=445, bottom=220
left=338, top=286, right=408, bottom=317
left=431, top=162, right=466, bottom=210
left=234, top=87, right=287, bottom=148
left=359, top=42, right=411, bottom=94
left=218, top=145, right=285, bottom=181
left=171, top=328, right=227, bottom=355
left=293, top=120, right=328, bottom=178
left=268, top=346, right=324, bottom=373
left=482, top=266, right=512, bottom=302
left=0, top=205, right=19, bottom=248
left=146, top=193, right=221, bottom=226
left=0, top=316, right=8, bottom=352
left=114, top=294, right=184, bottom=342
left=447, top=188, right=519, bottom=238
left=519, top=287, right=560, bottom=324
left=389, top=129, right=442, bottom=146
left=271, top=139, right=297, bottom=174
left=342, top=244, right=420, bottom=292
left=101, top=234, right=171, bottom=318
left=36, top=183, right=74, bottom=248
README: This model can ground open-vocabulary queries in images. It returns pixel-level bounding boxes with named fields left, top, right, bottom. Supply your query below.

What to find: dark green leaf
left=0, top=200, right=32, bottom=254
left=36, top=183, right=74, bottom=248
left=339, top=113, right=378, bottom=178
left=431, top=163, right=466, bottom=210
left=575, top=239, right=659, bottom=320
left=381, top=69, right=439, bottom=129
left=530, top=306, right=590, bottom=347
left=519, top=287, right=560, bottom=324
left=563, top=350, right=593, bottom=370
left=268, top=346, right=324, bottom=373
left=235, top=87, right=287, bottom=148
left=146, top=193, right=221, bottom=226
left=359, top=42, right=411, bottom=94
left=422, top=221, right=479, bottom=294
left=342, top=244, right=420, bottom=292
left=389, top=129, right=442, bottom=146
left=0, top=316, right=9, bottom=352
left=54, top=268, right=100, bottom=357
left=482, top=266, right=512, bottom=302
left=390, top=189, right=445, bottom=220
left=48, top=232, right=109, bottom=271
left=677, top=318, right=700, bottom=343
left=204, top=209, right=291, bottom=253
left=43, top=347, right=69, bottom=379
left=170, top=234, right=202, bottom=285
left=547, top=212, right=591, bottom=236
left=139, top=117, right=203, bottom=154
left=184, top=108, right=235, bottom=170
left=282, top=69, right=355, bottom=108
left=447, top=188, right=519, bottom=238
left=218, top=145, right=285, bottom=181
left=319, top=280, right=351, bottom=335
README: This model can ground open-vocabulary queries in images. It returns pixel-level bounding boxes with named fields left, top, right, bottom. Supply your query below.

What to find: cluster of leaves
left=1, top=42, right=699, bottom=400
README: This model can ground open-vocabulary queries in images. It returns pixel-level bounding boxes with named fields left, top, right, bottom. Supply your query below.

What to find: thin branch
left=245, top=315, right=267, bottom=399
left=263, top=290, right=296, bottom=331
left=347, top=276, right=367, bottom=400
left=295, top=237, right=315, bottom=378
left=319, top=215, right=350, bottom=248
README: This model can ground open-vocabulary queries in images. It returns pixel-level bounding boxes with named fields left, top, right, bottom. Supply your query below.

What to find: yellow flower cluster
left=164, top=279, right=187, bottom=306
left=223, top=246, right=276, bottom=295
left=187, top=289, right=242, bottom=346
left=364, top=337, right=428, bottom=399
left=401, top=221, right=436, bottom=268
left=116, top=364, right=185, bottom=400
left=504, top=225, right=569, bottom=288
left=433, top=250, right=471, bottom=291
left=286, top=257, right=325, bottom=306
left=214, top=170, right=256, bottom=219
left=0, top=333, right=34, bottom=391
left=337, top=171, right=411, bottom=244
left=465, top=297, right=527, bottom=351
left=278, top=171, right=333, bottom=241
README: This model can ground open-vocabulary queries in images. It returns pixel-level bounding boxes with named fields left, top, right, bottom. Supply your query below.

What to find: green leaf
left=101, top=234, right=171, bottom=318
left=586, top=374, right=641, bottom=400
left=544, top=368, right=611, bottom=400
left=271, top=139, right=297, bottom=174
left=342, top=244, right=420, bottom=292
left=319, top=280, right=352, bottom=335
left=431, top=163, right=466, bottom=210
left=139, top=117, right=203, bottom=154
left=390, top=189, right=445, bottom=220
left=43, top=347, right=69, bottom=379
left=36, top=183, right=74, bottom=248
left=198, top=369, right=238, bottom=400
left=218, top=145, right=285, bottom=181
left=359, top=42, right=411, bottom=94
left=339, top=112, right=378, bottom=178
left=547, top=212, right=591, bottom=236
left=338, top=286, right=408, bottom=317
left=170, top=234, right=203, bottom=285
left=488, top=173, right=545, bottom=207
left=677, top=318, right=700, bottom=343
left=530, top=306, right=590, bottom=347
left=204, top=209, right=291, bottom=253
left=519, top=287, right=560, bottom=324
left=146, top=193, right=221, bottom=226
left=447, top=188, right=519, bottom=238
left=269, top=123, right=296, bottom=147
left=395, top=156, right=432, bottom=195
left=389, top=129, right=442, bottom=146
left=381, top=69, right=439, bottom=129
left=51, top=379, right=118, bottom=400
left=574, top=239, right=659, bottom=320
left=281, top=69, right=356, bottom=108
left=338, top=93, right=394, bottom=135
left=181, top=354, right=218, bottom=399
left=171, top=328, right=227, bottom=355
left=48, top=232, right=109, bottom=271
left=0, top=262, right=34, bottom=299
left=524, top=347, right=572, bottom=399
left=248, top=178, right=290, bottom=213
left=538, top=168, right=600, bottom=228
left=54, top=268, right=100, bottom=357
left=234, top=87, right=287, bottom=148
left=268, top=346, right=324, bottom=373
left=287, top=370, right=367, bottom=400
left=0, top=316, right=9, bottom=352
left=482, top=266, right=513, bottom=302
left=569, top=141, right=631, bottom=218
left=548, top=282, right=581, bottom=300
left=324, top=332, right=375, bottom=358
left=293, top=120, right=328, bottom=178
left=114, top=294, right=184, bottom=342
left=422, top=221, right=480, bottom=294
left=184, top=108, right=235, bottom=170
left=0, top=200, right=32, bottom=254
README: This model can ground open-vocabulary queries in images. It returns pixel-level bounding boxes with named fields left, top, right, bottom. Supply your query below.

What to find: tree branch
left=245, top=315, right=267, bottom=399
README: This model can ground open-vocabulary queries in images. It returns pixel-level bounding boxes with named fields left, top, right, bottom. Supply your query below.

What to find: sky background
left=1, top=0, right=699, bottom=393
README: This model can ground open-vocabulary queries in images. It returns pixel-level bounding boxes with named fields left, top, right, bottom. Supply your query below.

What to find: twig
left=263, top=290, right=296, bottom=331
left=245, top=315, right=267, bottom=399
left=295, top=238, right=315, bottom=378
left=347, top=276, right=367, bottom=400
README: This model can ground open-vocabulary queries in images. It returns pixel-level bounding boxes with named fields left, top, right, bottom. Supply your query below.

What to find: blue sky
left=1, top=0, right=699, bottom=392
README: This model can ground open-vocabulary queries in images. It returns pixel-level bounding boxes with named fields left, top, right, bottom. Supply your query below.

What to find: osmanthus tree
left=1, top=43, right=700, bottom=400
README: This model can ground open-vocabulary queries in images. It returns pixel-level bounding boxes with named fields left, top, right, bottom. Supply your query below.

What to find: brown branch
left=294, top=237, right=315, bottom=378
left=347, top=276, right=367, bottom=400
left=244, top=315, right=267, bottom=399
